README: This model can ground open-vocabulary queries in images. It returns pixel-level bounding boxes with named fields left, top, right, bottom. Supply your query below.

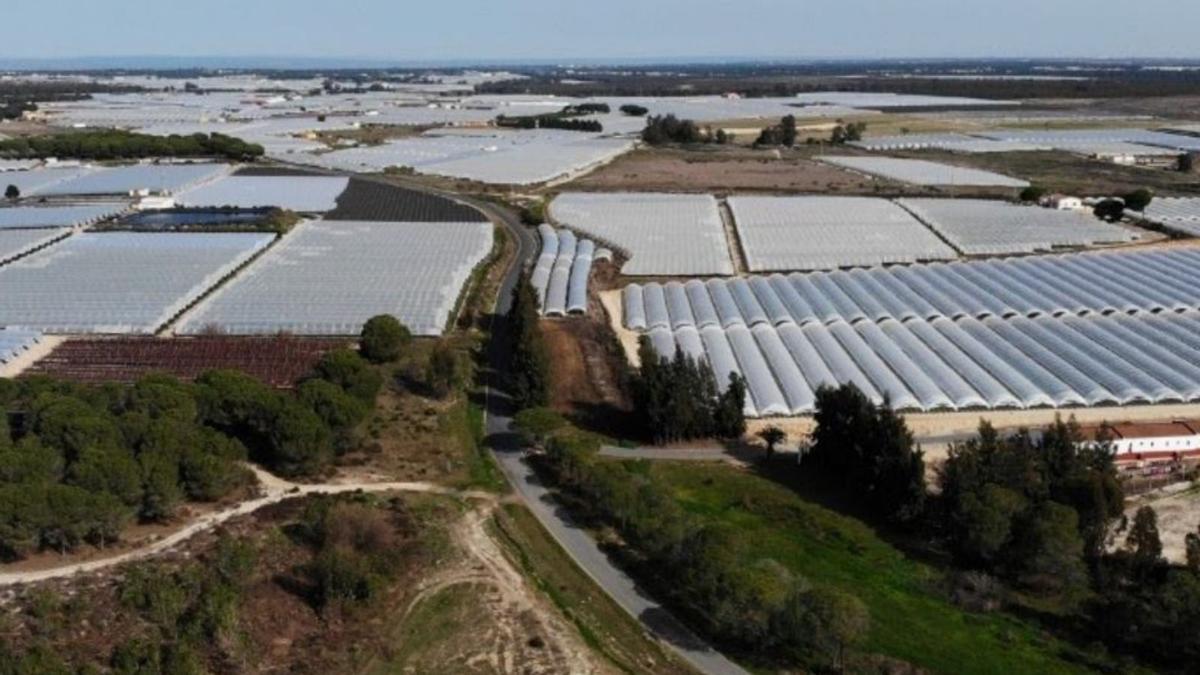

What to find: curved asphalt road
left=473, top=196, right=748, bottom=675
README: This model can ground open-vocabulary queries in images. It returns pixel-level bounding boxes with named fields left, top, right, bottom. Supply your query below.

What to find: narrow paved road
left=478, top=201, right=749, bottom=675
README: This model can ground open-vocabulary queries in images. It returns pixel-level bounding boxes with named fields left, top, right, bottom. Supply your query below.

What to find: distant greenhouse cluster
left=531, top=225, right=610, bottom=316
left=728, top=196, right=957, bottom=271
left=898, top=198, right=1136, bottom=255
left=818, top=155, right=1030, bottom=187
left=179, top=219, right=493, bottom=337
left=295, top=129, right=635, bottom=186
left=624, top=247, right=1200, bottom=331
left=0, top=232, right=273, bottom=334
left=548, top=192, right=734, bottom=276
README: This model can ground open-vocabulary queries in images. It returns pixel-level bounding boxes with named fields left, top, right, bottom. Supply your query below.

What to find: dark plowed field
left=325, top=178, right=486, bottom=222
left=27, top=336, right=350, bottom=388
left=234, top=165, right=330, bottom=177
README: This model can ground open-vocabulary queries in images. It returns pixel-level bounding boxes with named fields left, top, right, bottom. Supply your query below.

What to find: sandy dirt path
left=0, top=466, right=476, bottom=587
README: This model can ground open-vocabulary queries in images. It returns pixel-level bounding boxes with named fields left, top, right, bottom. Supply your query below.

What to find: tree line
left=631, top=338, right=746, bottom=443
left=799, top=383, right=1200, bottom=670
left=534, top=429, right=868, bottom=670
left=0, top=130, right=265, bottom=161
left=640, top=114, right=731, bottom=146
left=0, top=314, right=412, bottom=561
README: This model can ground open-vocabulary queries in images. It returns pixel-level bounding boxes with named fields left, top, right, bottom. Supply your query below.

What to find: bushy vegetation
left=359, top=314, right=411, bottom=364
left=0, top=130, right=264, bottom=161
left=805, top=385, right=926, bottom=524
left=1019, top=185, right=1047, bottom=202
left=0, top=349, right=381, bottom=558
left=496, top=113, right=603, bottom=133
left=0, top=375, right=252, bottom=559
left=800, top=384, right=1199, bottom=670
left=297, top=497, right=412, bottom=611
left=562, top=102, right=610, bottom=115
left=619, top=104, right=649, bottom=117
left=829, top=121, right=867, bottom=144
left=754, top=114, right=798, bottom=147
left=640, top=114, right=704, bottom=145
left=630, top=339, right=745, bottom=443
left=537, top=435, right=868, bottom=670
left=0, top=494, right=421, bottom=672
left=506, top=271, right=551, bottom=410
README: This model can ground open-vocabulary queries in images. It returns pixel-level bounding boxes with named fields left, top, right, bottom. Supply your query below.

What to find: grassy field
left=647, top=461, right=1102, bottom=675
left=491, top=503, right=697, bottom=675
left=364, top=582, right=496, bottom=675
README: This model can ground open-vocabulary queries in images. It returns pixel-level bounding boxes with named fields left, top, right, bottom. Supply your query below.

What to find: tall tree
left=507, top=270, right=551, bottom=410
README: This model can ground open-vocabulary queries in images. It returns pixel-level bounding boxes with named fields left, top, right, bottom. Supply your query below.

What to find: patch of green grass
left=363, top=583, right=491, bottom=675
left=449, top=400, right=507, bottom=493
left=649, top=462, right=1098, bottom=675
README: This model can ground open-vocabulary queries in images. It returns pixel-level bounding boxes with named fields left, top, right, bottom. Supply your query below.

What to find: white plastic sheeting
left=549, top=193, right=733, bottom=276
left=0, top=167, right=97, bottom=197
left=638, top=312, right=1200, bottom=417
left=899, top=198, right=1135, bottom=255
left=179, top=220, right=492, bottom=336
left=39, top=163, right=230, bottom=196
left=177, top=175, right=351, bottom=212
left=1139, top=198, right=1200, bottom=237
left=532, top=226, right=596, bottom=316
left=294, top=129, right=634, bottom=186
left=851, top=133, right=1047, bottom=153
left=728, top=195, right=956, bottom=271
left=819, top=156, right=1030, bottom=188
left=0, top=329, right=42, bottom=364
left=976, top=128, right=1200, bottom=154
left=0, top=232, right=273, bottom=334
left=0, top=228, right=72, bottom=264
left=626, top=247, right=1200, bottom=329
left=0, top=204, right=125, bottom=230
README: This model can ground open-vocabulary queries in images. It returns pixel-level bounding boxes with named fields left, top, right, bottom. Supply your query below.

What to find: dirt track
left=0, top=466, right=485, bottom=587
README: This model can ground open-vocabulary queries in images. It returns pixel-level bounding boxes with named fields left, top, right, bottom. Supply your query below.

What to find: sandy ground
left=1124, top=482, right=1200, bottom=565
left=0, top=335, right=65, bottom=378
left=599, top=289, right=642, bottom=368
left=398, top=504, right=612, bottom=674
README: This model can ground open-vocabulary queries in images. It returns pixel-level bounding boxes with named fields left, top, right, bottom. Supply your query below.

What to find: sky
left=3, top=0, right=1197, bottom=63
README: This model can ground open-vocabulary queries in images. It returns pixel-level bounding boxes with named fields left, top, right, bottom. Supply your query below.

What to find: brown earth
left=541, top=314, right=632, bottom=437
left=567, top=146, right=882, bottom=194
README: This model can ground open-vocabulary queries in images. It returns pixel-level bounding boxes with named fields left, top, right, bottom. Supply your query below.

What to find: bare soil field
left=327, top=177, right=487, bottom=222
left=568, top=147, right=886, bottom=193
left=541, top=318, right=631, bottom=436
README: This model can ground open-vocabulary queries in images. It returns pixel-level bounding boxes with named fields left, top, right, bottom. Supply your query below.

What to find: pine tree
left=507, top=270, right=551, bottom=410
